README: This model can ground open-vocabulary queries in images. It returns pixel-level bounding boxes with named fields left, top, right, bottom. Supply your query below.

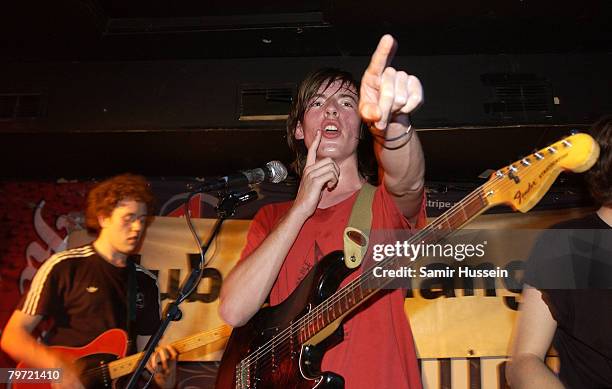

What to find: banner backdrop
left=68, top=207, right=591, bottom=362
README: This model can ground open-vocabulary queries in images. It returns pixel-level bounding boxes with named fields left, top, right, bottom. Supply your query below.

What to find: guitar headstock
left=484, top=133, right=600, bottom=212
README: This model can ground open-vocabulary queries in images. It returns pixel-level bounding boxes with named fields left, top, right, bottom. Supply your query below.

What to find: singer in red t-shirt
left=219, top=35, right=426, bottom=389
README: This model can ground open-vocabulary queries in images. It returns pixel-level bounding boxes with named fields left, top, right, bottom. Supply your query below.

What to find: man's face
left=296, top=79, right=361, bottom=163
left=99, top=199, right=147, bottom=255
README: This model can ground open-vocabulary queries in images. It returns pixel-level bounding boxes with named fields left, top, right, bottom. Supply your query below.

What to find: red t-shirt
left=241, top=184, right=425, bottom=389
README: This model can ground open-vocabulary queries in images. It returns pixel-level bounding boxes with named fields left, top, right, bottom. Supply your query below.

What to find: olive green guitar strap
left=343, top=183, right=376, bottom=268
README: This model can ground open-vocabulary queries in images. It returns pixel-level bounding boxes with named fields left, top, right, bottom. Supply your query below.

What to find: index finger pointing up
left=365, top=34, right=398, bottom=77
left=305, top=129, right=322, bottom=168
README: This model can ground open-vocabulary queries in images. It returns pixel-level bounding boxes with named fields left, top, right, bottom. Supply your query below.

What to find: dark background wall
left=1, top=52, right=611, bottom=130
left=0, top=1, right=610, bottom=184
left=1, top=52, right=610, bottom=180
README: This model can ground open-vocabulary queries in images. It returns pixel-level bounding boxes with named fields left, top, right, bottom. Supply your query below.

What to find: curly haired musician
left=507, top=116, right=612, bottom=388
left=1, top=174, right=177, bottom=388
left=219, top=35, right=426, bottom=388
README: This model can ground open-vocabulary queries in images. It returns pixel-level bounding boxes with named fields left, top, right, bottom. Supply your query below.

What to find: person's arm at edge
left=218, top=206, right=309, bottom=327
left=359, top=34, right=425, bottom=221
left=506, top=285, right=565, bottom=389
left=1, top=310, right=84, bottom=388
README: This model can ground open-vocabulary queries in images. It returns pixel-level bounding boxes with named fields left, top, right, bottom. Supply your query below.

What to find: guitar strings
left=76, top=327, right=229, bottom=380
left=236, top=191, right=488, bottom=376
left=241, top=177, right=499, bottom=371
left=240, top=193, right=484, bottom=374
left=237, top=140, right=570, bottom=377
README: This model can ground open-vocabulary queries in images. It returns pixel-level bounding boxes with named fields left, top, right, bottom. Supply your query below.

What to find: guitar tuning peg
left=478, top=169, right=495, bottom=179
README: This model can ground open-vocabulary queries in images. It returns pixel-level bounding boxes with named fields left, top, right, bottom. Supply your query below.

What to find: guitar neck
left=366, top=186, right=490, bottom=290
left=299, top=186, right=491, bottom=342
left=107, top=324, right=232, bottom=380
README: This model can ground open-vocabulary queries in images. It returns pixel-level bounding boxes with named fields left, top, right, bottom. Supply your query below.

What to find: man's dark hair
left=286, top=67, right=376, bottom=182
left=585, top=115, right=612, bottom=206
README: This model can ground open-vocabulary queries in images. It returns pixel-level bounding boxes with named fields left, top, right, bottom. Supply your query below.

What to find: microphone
left=189, top=160, right=288, bottom=193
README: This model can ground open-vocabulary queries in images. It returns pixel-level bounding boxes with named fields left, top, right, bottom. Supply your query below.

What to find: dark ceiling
left=1, top=0, right=610, bottom=61
left=0, top=1, right=610, bottom=184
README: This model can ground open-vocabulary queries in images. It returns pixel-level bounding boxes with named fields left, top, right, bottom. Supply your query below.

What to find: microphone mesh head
left=265, top=160, right=288, bottom=183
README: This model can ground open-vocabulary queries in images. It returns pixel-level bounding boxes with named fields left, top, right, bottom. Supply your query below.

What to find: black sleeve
left=523, top=229, right=576, bottom=290
left=540, top=289, right=570, bottom=327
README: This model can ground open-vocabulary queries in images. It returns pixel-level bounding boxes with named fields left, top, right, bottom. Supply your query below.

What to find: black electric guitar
left=216, top=133, right=600, bottom=389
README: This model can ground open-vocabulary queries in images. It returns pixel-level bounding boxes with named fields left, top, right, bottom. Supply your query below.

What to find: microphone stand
left=126, top=190, right=257, bottom=389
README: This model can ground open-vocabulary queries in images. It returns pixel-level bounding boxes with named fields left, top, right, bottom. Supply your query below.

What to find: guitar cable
left=180, top=191, right=220, bottom=302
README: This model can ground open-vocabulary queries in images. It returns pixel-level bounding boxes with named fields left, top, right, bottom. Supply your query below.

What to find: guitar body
left=216, top=250, right=354, bottom=389
left=14, top=328, right=128, bottom=389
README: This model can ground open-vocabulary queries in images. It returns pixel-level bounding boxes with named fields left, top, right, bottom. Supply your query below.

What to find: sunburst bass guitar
left=215, top=133, right=600, bottom=389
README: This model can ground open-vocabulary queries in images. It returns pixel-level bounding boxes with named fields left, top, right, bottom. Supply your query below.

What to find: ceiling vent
left=238, top=84, right=294, bottom=121
left=482, top=73, right=553, bottom=122
left=0, top=93, right=45, bottom=120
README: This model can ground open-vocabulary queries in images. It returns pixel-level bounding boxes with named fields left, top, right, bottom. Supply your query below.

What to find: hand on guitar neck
left=143, top=343, right=178, bottom=389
